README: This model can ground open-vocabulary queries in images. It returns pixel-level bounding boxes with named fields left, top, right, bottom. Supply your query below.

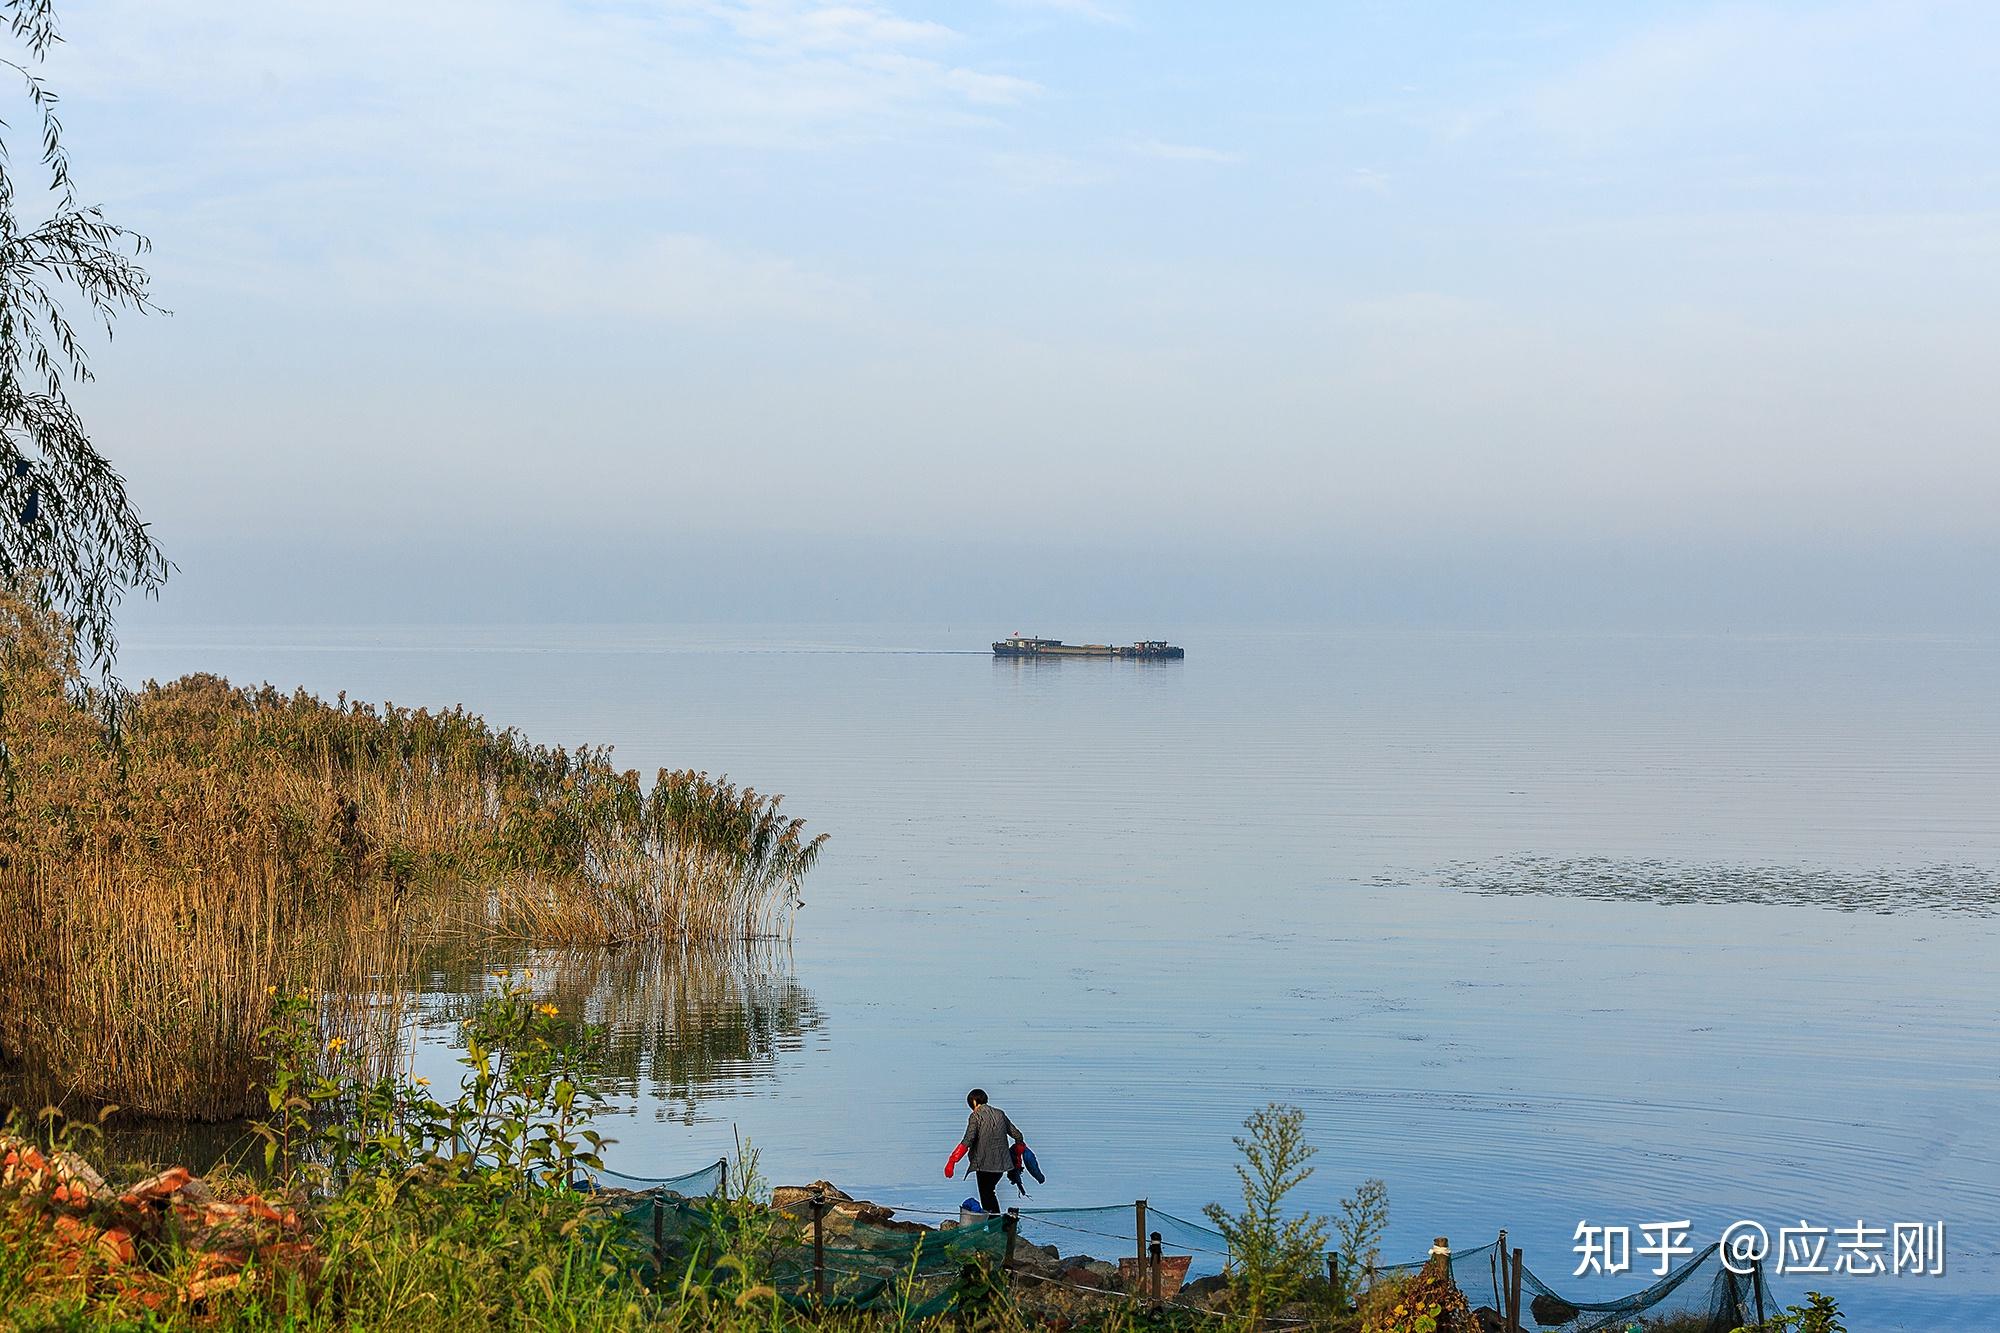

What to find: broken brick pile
left=0, top=1135, right=319, bottom=1310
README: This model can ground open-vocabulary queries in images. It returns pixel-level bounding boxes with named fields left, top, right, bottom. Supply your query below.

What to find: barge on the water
left=992, top=635, right=1185, bottom=660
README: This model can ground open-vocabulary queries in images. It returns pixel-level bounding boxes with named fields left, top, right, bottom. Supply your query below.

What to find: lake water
left=121, top=623, right=2000, bottom=1330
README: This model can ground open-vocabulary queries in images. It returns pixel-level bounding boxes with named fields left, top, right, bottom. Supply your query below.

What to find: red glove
left=945, top=1143, right=967, bottom=1179
left=1011, top=1143, right=1026, bottom=1166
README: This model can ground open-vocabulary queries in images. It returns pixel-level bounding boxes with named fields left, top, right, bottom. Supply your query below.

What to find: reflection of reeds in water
left=420, top=941, right=822, bottom=1115
left=0, top=589, right=825, bottom=1121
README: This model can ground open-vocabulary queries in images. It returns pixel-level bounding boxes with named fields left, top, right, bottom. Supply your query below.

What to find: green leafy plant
left=1202, top=1102, right=1330, bottom=1328
left=250, top=973, right=610, bottom=1197
left=674, top=1128, right=794, bottom=1312
left=1333, top=1176, right=1390, bottom=1304
left=1733, top=1290, right=1846, bottom=1333
left=250, top=986, right=344, bottom=1189
left=441, top=975, right=612, bottom=1187
left=1366, top=1292, right=1443, bottom=1333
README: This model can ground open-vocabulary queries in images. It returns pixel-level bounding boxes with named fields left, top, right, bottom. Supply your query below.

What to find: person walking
left=944, top=1088, right=1026, bottom=1215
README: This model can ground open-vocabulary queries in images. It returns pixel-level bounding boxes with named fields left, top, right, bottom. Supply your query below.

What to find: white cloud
left=53, top=0, right=1039, bottom=163
left=1127, top=138, right=1237, bottom=165
left=987, top=150, right=1105, bottom=190
left=996, top=0, right=1131, bottom=26
left=892, top=57, right=1042, bottom=107
left=1519, top=0, right=1951, bottom=150
left=710, top=1, right=959, bottom=52
left=326, top=233, right=863, bottom=324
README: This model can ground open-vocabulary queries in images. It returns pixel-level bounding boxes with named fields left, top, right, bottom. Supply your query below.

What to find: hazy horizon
left=111, top=530, right=1998, bottom=637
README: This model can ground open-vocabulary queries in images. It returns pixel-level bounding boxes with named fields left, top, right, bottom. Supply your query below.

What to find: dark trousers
left=975, top=1171, right=1003, bottom=1214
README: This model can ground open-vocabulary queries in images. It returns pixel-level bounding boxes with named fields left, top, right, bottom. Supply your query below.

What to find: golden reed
left=0, top=589, right=824, bottom=1120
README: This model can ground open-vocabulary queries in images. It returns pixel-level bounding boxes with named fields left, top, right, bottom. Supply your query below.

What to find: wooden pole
left=1133, top=1200, right=1147, bottom=1307
left=1753, top=1259, right=1768, bottom=1328
left=717, top=1156, right=729, bottom=1200
left=812, top=1193, right=827, bottom=1305
left=1326, top=1251, right=1339, bottom=1303
left=651, top=1196, right=665, bottom=1274
left=1003, top=1208, right=1020, bottom=1274
left=1496, top=1230, right=1509, bottom=1314
left=1149, top=1231, right=1163, bottom=1309
left=1509, top=1247, right=1524, bottom=1333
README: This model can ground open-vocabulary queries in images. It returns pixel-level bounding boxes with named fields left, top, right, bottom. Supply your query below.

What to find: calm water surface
left=121, top=624, right=2000, bottom=1330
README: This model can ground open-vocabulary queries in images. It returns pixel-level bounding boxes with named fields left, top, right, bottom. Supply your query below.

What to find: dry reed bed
left=0, top=589, right=826, bottom=1120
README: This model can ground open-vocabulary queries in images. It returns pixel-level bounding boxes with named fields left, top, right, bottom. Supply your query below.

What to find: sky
left=29, top=0, right=2000, bottom=627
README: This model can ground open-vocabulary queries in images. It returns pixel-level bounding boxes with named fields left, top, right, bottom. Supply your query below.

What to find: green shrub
left=1735, top=1290, right=1846, bottom=1333
left=1332, top=1176, right=1389, bottom=1304
left=251, top=975, right=609, bottom=1193
left=1202, top=1102, right=1330, bottom=1326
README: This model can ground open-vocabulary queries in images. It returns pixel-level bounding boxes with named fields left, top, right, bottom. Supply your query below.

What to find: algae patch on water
left=1436, top=854, right=2000, bottom=915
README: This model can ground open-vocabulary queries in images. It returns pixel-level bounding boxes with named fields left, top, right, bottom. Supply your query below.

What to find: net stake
left=651, top=1196, right=664, bottom=1274
left=811, top=1192, right=827, bottom=1305
left=1003, top=1207, right=1020, bottom=1274
left=1149, top=1230, right=1163, bottom=1309
left=1509, top=1246, right=1523, bottom=1333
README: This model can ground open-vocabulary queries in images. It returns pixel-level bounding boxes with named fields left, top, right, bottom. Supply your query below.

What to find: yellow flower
left=265, top=985, right=278, bottom=996
left=414, top=1076, right=430, bottom=1087
left=536, top=1003, right=559, bottom=1017
left=325, top=1037, right=346, bottom=1052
